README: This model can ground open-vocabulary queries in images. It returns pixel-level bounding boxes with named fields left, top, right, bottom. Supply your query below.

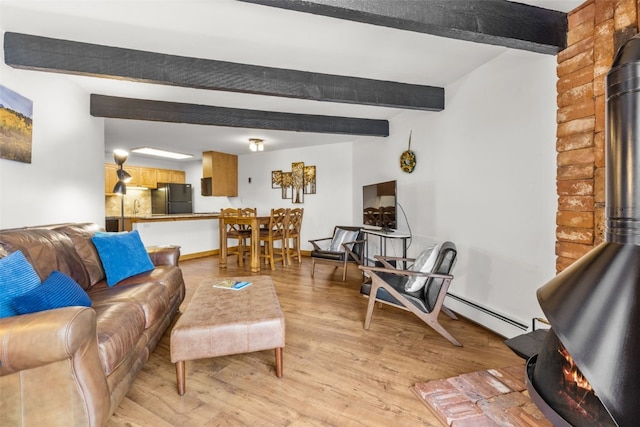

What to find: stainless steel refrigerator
left=151, top=183, right=193, bottom=214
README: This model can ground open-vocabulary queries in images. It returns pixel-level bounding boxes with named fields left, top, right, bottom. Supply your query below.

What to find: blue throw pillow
left=11, top=271, right=91, bottom=315
left=91, top=230, right=154, bottom=286
left=0, top=250, right=41, bottom=318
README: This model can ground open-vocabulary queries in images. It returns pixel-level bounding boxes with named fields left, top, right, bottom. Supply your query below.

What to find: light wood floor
left=106, top=256, right=524, bottom=427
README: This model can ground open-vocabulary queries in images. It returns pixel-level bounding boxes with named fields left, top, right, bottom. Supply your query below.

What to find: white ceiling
left=1, top=0, right=582, bottom=160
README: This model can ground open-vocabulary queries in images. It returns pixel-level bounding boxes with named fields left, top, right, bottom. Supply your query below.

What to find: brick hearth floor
left=412, top=365, right=552, bottom=426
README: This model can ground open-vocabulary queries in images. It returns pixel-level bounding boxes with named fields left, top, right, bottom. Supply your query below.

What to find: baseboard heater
left=446, top=293, right=528, bottom=331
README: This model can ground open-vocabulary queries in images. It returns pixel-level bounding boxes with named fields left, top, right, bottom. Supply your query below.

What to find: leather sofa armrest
left=0, top=307, right=111, bottom=427
left=0, top=306, right=96, bottom=374
left=146, top=245, right=181, bottom=267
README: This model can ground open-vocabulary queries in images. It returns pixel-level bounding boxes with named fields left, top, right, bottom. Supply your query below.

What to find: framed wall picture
left=304, top=165, right=316, bottom=194
left=292, top=162, right=304, bottom=204
left=281, top=172, right=292, bottom=199
left=272, top=170, right=282, bottom=189
left=0, top=85, right=33, bottom=164
left=272, top=162, right=316, bottom=203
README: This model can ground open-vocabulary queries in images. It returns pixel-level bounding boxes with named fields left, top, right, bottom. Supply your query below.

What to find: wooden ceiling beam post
left=4, top=32, right=444, bottom=111
left=239, top=0, right=567, bottom=55
left=90, top=95, right=390, bottom=137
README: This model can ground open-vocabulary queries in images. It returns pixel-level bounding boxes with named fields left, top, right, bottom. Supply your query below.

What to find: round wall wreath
left=400, top=131, right=416, bottom=173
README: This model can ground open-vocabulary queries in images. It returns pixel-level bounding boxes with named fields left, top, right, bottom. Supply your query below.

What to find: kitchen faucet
left=133, top=199, right=140, bottom=216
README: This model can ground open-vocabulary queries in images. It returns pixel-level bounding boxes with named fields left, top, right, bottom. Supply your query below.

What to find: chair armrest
left=308, top=237, right=332, bottom=251
left=372, top=254, right=416, bottom=269
left=341, top=239, right=366, bottom=264
left=359, top=264, right=453, bottom=280
left=147, top=245, right=181, bottom=266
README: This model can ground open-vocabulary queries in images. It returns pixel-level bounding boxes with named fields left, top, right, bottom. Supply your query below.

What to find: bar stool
left=259, top=208, right=288, bottom=270
left=285, top=208, right=304, bottom=265
left=221, top=208, right=256, bottom=266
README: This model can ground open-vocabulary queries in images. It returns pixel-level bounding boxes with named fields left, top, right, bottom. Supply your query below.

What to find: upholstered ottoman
left=170, top=276, right=285, bottom=395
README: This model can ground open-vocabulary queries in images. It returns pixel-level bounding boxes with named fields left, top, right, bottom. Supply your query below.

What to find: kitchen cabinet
left=138, top=167, right=157, bottom=188
left=156, top=169, right=185, bottom=184
left=104, top=217, right=131, bottom=232
left=125, top=166, right=141, bottom=186
left=105, top=164, right=185, bottom=193
left=156, top=169, right=171, bottom=183
left=105, top=218, right=119, bottom=232
left=105, top=164, right=119, bottom=194
left=202, top=151, right=237, bottom=196
left=171, top=170, right=186, bottom=184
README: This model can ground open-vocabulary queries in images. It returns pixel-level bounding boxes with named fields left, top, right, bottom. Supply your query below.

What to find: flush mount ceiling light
left=249, top=138, right=264, bottom=152
left=131, top=147, right=193, bottom=160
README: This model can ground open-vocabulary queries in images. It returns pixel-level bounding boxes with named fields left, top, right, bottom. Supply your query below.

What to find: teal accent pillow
left=11, top=271, right=91, bottom=315
left=91, top=230, right=154, bottom=286
left=0, top=250, right=41, bottom=318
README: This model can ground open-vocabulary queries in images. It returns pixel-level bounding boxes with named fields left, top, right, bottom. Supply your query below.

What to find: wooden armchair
left=359, top=241, right=461, bottom=346
left=309, top=226, right=365, bottom=281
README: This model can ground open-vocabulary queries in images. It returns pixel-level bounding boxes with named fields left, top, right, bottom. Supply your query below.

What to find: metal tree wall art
left=272, top=162, right=316, bottom=204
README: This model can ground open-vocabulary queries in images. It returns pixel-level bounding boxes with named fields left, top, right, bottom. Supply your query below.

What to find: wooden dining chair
left=221, top=207, right=256, bottom=266
left=259, top=208, right=288, bottom=270
left=284, top=208, right=304, bottom=265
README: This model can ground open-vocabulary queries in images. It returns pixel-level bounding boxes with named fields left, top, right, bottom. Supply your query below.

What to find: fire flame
left=558, top=345, right=593, bottom=392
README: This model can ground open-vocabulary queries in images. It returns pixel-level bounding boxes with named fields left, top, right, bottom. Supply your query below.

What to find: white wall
left=354, top=50, right=558, bottom=337
left=236, top=142, right=354, bottom=249
left=0, top=29, right=104, bottom=229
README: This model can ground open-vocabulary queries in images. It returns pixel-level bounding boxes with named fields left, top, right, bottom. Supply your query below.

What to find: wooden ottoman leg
left=275, top=348, right=283, bottom=378
left=175, top=360, right=186, bottom=395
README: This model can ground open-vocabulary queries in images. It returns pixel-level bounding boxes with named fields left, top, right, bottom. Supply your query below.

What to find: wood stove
left=527, top=331, right=616, bottom=426
left=527, top=34, right=640, bottom=426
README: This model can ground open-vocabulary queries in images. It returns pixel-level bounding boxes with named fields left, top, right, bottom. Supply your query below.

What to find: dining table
left=219, top=214, right=271, bottom=272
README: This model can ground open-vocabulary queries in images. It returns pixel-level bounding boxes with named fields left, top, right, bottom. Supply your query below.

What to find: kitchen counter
left=132, top=214, right=220, bottom=259
left=104, top=214, right=221, bottom=258
left=129, top=213, right=220, bottom=222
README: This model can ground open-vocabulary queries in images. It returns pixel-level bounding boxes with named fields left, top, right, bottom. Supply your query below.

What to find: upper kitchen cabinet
left=202, top=151, right=238, bottom=197
left=124, top=166, right=142, bottom=187
left=105, top=164, right=186, bottom=193
left=105, top=163, right=119, bottom=194
left=105, top=164, right=139, bottom=192
left=158, top=169, right=185, bottom=184
left=138, top=167, right=157, bottom=188
left=172, top=171, right=186, bottom=184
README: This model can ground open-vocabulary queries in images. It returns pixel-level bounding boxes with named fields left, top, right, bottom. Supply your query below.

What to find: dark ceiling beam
left=4, top=32, right=444, bottom=111
left=90, top=95, right=390, bottom=137
left=239, top=0, right=567, bottom=55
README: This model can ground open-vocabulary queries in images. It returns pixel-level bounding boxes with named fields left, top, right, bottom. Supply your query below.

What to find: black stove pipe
left=536, top=34, right=640, bottom=426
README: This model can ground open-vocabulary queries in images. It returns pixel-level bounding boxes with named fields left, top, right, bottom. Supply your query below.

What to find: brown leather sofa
left=0, top=223, right=186, bottom=427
